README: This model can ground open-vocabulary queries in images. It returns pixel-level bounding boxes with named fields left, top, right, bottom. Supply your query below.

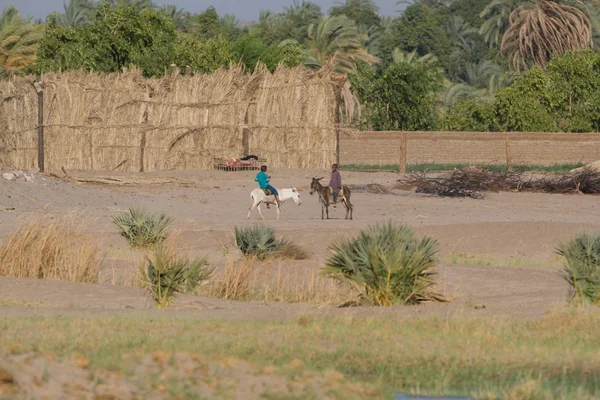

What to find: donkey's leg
left=276, top=201, right=280, bottom=220
left=248, top=199, right=258, bottom=219
left=257, top=203, right=265, bottom=220
left=325, top=204, right=330, bottom=219
left=343, top=200, right=349, bottom=220
left=321, top=202, right=324, bottom=220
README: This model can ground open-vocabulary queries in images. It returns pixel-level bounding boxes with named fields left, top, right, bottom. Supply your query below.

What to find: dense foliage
left=446, top=51, right=600, bottom=132
left=4, top=0, right=600, bottom=131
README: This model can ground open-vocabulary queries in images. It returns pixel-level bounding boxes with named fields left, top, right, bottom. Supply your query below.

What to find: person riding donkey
left=329, top=163, right=342, bottom=207
left=255, top=165, right=281, bottom=209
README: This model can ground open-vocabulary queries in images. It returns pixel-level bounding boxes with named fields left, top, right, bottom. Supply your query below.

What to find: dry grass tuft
left=0, top=215, right=100, bottom=283
left=199, top=258, right=349, bottom=304
left=202, top=257, right=255, bottom=300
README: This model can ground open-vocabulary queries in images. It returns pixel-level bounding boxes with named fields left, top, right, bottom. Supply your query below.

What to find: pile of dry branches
left=397, top=167, right=600, bottom=199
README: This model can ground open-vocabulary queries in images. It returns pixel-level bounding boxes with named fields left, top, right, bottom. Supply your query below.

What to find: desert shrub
left=322, top=221, right=442, bottom=306
left=113, top=208, right=172, bottom=248
left=141, top=246, right=212, bottom=308
left=234, top=225, right=308, bottom=260
left=0, top=215, right=100, bottom=283
left=556, top=232, right=600, bottom=305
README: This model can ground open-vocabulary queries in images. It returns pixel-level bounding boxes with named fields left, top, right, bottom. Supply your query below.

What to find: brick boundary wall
left=339, top=130, right=600, bottom=170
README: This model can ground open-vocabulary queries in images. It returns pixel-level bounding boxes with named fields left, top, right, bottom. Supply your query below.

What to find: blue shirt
left=255, top=171, right=269, bottom=189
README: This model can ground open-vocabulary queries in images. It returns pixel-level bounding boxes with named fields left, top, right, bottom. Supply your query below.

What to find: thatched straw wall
left=0, top=65, right=341, bottom=171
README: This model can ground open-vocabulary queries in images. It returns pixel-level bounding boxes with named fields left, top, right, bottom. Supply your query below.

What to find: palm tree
left=500, top=0, right=592, bottom=71
left=392, top=48, right=438, bottom=64
left=447, top=16, right=482, bottom=79
left=162, top=5, right=188, bottom=30
left=445, top=60, right=511, bottom=105
left=57, top=0, right=95, bottom=27
left=331, top=0, right=381, bottom=27
left=0, top=6, right=43, bottom=75
left=106, top=0, right=156, bottom=8
left=285, top=1, right=322, bottom=42
left=479, top=0, right=522, bottom=48
left=357, top=23, right=381, bottom=55
left=221, top=14, right=242, bottom=31
left=304, top=15, right=378, bottom=73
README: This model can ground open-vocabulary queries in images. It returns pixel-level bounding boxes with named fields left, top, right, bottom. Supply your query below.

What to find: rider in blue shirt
left=255, top=165, right=280, bottom=207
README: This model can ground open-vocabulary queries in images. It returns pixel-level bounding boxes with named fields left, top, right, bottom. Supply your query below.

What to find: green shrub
left=234, top=225, right=308, bottom=260
left=113, top=208, right=173, bottom=249
left=141, top=246, right=213, bottom=308
left=556, top=232, right=600, bottom=306
left=322, top=221, right=441, bottom=306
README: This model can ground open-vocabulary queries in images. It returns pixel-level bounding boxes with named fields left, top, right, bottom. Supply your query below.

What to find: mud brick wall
left=340, top=130, right=600, bottom=166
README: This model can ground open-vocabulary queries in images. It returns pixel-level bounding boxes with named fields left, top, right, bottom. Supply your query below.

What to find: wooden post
left=505, top=133, right=512, bottom=171
left=33, top=82, right=44, bottom=173
left=399, top=132, right=407, bottom=174
left=336, top=126, right=340, bottom=165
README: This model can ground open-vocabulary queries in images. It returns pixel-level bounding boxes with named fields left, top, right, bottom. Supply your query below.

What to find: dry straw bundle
left=0, top=63, right=346, bottom=172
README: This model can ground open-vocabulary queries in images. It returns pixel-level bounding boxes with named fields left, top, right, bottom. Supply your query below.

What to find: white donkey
left=247, top=187, right=302, bottom=220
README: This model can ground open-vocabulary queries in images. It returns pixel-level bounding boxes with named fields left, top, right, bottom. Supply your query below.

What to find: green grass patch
left=340, top=163, right=585, bottom=174
left=2, top=311, right=600, bottom=399
left=444, top=252, right=563, bottom=268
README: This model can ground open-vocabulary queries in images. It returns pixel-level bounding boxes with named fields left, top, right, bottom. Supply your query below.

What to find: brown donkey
left=309, top=177, right=354, bottom=220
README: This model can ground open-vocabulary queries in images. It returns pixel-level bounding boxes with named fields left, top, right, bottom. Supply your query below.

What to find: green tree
left=445, top=60, right=511, bottom=105
left=350, top=61, right=444, bottom=130
left=494, top=68, right=556, bottom=131
left=174, top=35, right=231, bottom=74
left=0, top=6, right=43, bottom=75
left=57, top=0, right=96, bottom=27
left=329, top=0, right=382, bottom=29
left=231, top=33, right=267, bottom=71
left=393, top=3, right=452, bottom=71
left=285, top=1, right=322, bottom=43
left=451, top=51, right=600, bottom=132
left=255, top=10, right=295, bottom=46
left=392, top=48, right=438, bottom=64
left=449, top=0, right=489, bottom=28
left=162, top=5, right=188, bottom=31
left=220, top=14, right=245, bottom=40
left=444, top=100, right=498, bottom=131
left=260, top=42, right=305, bottom=71
left=188, top=6, right=222, bottom=39
left=304, top=15, right=377, bottom=73
left=478, top=0, right=521, bottom=48
left=34, top=2, right=177, bottom=77
left=105, top=0, right=156, bottom=8
left=231, top=33, right=303, bottom=72
left=446, top=15, right=490, bottom=80
left=544, top=51, right=600, bottom=131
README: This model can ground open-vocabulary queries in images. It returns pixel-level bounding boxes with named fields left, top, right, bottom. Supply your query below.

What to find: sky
left=5, top=0, right=400, bottom=21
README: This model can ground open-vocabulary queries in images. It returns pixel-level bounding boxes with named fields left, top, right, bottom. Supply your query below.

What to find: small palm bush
left=141, top=246, right=213, bottom=308
left=322, top=221, right=441, bottom=306
left=234, top=225, right=308, bottom=260
left=113, top=208, right=173, bottom=248
left=557, top=232, right=600, bottom=306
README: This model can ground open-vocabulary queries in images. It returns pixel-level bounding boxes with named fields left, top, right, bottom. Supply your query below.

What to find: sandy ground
left=0, top=167, right=590, bottom=319
left=1, top=168, right=598, bottom=399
